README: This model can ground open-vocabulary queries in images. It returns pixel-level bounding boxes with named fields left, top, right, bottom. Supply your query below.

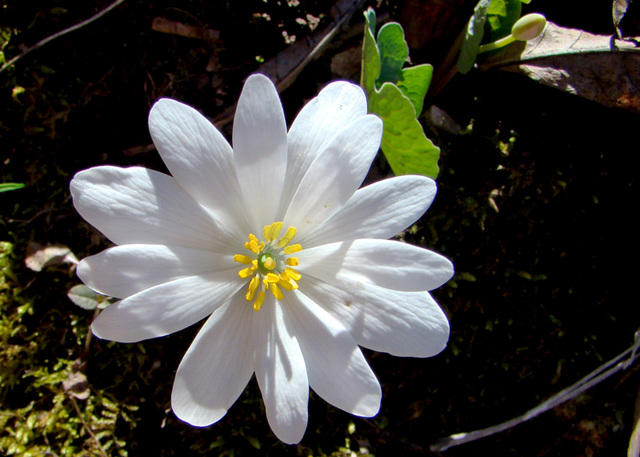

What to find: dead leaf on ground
left=63, top=370, right=90, bottom=400
left=151, top=17, right=220, bottom=43
left=481, top=21, right=640, bottom=113
left=25, top=242, right=79, bottom=272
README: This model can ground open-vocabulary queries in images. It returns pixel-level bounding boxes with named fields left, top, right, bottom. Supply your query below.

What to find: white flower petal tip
left=71, top=73, right=453, bottom=444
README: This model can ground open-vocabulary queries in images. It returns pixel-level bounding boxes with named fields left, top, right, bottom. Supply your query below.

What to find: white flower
left=70, top=74, right=453, bottom=444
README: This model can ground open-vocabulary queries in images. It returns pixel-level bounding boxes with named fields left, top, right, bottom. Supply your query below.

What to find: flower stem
left=477, top=34, right=516, bottom=54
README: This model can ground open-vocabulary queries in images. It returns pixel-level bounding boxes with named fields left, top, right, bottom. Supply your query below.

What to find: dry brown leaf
left=63, top=370, right=90, bottom=400
left=481, top=21, right=640, bottom=113
left=151, top=17, right=219, bottom=43
left=25, top=242, right=79, bottom=272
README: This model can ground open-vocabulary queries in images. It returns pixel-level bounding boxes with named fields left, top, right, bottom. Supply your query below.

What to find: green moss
left=0, top=242, right=139, bottom=456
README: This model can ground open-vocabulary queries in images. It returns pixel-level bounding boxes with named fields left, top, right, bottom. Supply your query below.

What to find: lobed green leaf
left=376, top=22, right=409, bottom=86
left=368, top=83, right=440, bottom=178
left=361, top=8, right=440, bottom=178
left=361, top=8, right=380, bottom=97
left=398, top=64, right=433, bottom=117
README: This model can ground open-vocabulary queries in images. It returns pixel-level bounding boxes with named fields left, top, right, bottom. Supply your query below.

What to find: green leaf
left=368, top=83, right=440, bottom=178
left=360, top=8, right=439, bottom=177
left=397, top=64, right=433, bottom=116
left=360, top=8, right=380, bottom=97
left=0, top=182, right=25, bottom=192
left=364, top=7, right=376, bottom=37
left=485, top=0, right=522, bottom=43
left=376, top=22, right=409, bottom=86
left=67, top=284, right=102, bottom=310
left=458, top=0, right=492, bottom=74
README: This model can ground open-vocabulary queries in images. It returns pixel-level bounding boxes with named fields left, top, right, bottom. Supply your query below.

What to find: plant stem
left=478, top=34, right=516, bottom=54
left=0, top=0, right=126, bottom=73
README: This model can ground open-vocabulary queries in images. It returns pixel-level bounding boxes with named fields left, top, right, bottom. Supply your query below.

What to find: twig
left=212, top=0, right=367, bottom=128
left=431, top=330, right=640, bottom=452
left=0, top=0, right=127, bottom=74
left=68, top=395, right=109, bottom=457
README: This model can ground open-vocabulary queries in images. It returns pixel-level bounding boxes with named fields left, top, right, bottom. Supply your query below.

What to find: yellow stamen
left=270, top=283, right=284, bottom=300
left=253, top=290, right=266, bottom=311
left=246, top=240, right=259, bottom=254
left=285, top=267, right=301, bottom=281
left=270, top=222, right=283, bottom=241
left=277, top=227, right=297, bottom=247
left=234, top=254, right=253, bottom=264
left=278, top=278, right=293, bottom=291
left=264, top=222, right=283, bottom=242
left=284, top=244, right=301, bottom=255
left=238, top=267, right=254, bottom=279
left=263, top=224, right=273, bottom=243
left=265, top=273, right=280, bottom=283
left=246, top=276, right=259, bottom=301
left=286, top=257, right=299, bottom=266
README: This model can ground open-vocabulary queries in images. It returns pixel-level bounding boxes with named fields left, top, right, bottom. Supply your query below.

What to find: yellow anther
left=253, top=290, right=266, bottom=311
left=284, top=244, right=301, bottom=255
left=278, top=278, right=293, bottom=291
left=277, top=227, right=297, bottom=247
left=263, top=221, right=283, bottom=242
left=270, top=222, right=283, bottom=241
left=270, top=283, right=284, bottom=300
left=285, top=267, right=301, bottom=281
left=285, top=257, right=299, bottom=266
left=263, top=224, right=273, bottom=243
left=246, top=276, right=259, bottom=301
left=234, top=254, right=253, bottom=264
left=245, top=240, right=259, bottom=254
left=238, top=267, right=255, bottom=279
left=265, top=273, right=280, bottom=283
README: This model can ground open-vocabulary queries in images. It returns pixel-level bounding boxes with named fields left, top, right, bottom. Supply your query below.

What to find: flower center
left=233, top=221, right=302, bottom=311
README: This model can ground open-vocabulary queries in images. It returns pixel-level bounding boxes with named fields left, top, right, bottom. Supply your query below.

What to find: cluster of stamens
left=234, top=222, right=302, bottom=311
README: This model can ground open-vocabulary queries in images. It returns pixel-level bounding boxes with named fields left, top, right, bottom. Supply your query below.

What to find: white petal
left=298, top=239, right=454, bottom=292
left=78, top=244, right=236, bottom=299
left=253, top=297, right=308, bottom=444
left=301, top=175, right=437, bottom=247
left=283, top=115, right=383, bottom=233
left=172, top=294, right=255, bottom=427
left=70, top=166, right=236, bottom=251
left=279, top=82, right=368, bottom=216
left=284, top=292, right=381, bottom=417
left=233, top=74, right=288, bottom=231
left=91, top=269, right=244, bottom=343
left=301, top=276, right=450, bottom=358
left=149, top=98, right=249, bottom=235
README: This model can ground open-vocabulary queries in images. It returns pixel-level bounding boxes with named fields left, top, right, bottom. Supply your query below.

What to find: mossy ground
left=1, top=1, right=639, bottom=456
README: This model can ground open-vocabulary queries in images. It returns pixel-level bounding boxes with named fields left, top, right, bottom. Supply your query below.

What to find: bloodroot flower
left=70, top=74, right=453, bottom=444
